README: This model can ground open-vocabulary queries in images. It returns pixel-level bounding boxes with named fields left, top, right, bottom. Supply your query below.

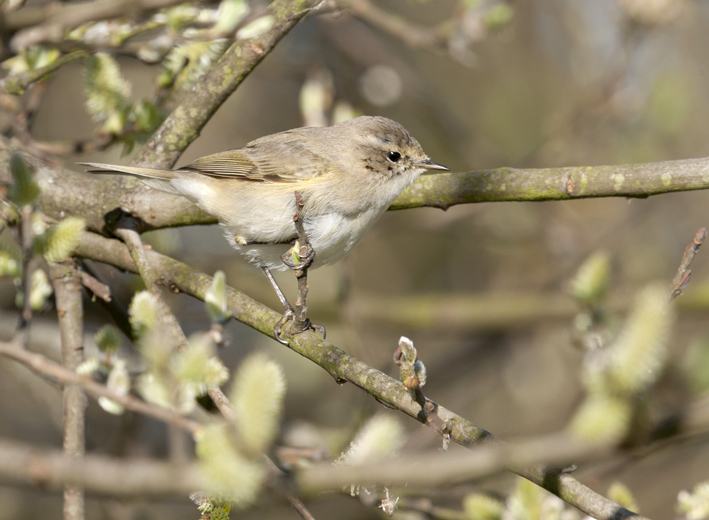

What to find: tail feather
left=78, top=162, right=179, bottom=180
left=78, top=162, right=185, bottom=196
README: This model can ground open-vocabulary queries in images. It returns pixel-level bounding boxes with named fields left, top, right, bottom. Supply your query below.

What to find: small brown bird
left=82, top=116, right=448, bottom=339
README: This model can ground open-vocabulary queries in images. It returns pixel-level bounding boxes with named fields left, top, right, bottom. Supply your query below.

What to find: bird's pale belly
left=222, top=206, right=386, bottom=271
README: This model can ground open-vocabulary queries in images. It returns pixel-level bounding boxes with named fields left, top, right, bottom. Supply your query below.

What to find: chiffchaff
left=82, top=116, right=448, bottom=339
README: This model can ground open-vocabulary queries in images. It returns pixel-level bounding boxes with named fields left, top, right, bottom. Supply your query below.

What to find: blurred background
left=3, top=0, right=709, bottom=518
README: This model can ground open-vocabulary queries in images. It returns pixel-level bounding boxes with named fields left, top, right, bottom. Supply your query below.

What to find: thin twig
left=287, top=495, right=317, bottom=520
left=668, top=227, right=707, bottom=303
left=10, top=82, right=55, bottom=161
left=292, top=192, right=311, bottom=329
left=14, top=205, right=35, bottom=347
left=49, top=262, right=86, bottom=520
left=6, top=0, right=188, bottom=48
left=114, top=215, right=188, bottom=349
left=0, top=339, right=201, bottom=435
left=78, top=269, right=111, bottom=302
left=207, top=387, right=236, bottom=422
left=78, top=260, right=134, bottom=341
left=396, top=498, right=468, bottom=520
left=0, top=51, right=86, bottom=95
left=346, top=0, right=447, bottom=50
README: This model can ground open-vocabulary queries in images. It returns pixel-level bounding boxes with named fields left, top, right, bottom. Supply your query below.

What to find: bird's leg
left=278, top=191, right=326, bottom=340
left=260, top=266, right=296, bottom=344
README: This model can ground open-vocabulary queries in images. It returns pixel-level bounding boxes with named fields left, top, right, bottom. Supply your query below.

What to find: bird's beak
left=414, top=159, right=450, bottom=171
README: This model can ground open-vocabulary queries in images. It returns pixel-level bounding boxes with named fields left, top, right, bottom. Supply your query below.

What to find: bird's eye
left=387, top=151, right=401, bottom=163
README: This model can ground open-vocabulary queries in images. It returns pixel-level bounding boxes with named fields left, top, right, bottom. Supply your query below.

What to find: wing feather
left=181, top=130, right=329, bottom=183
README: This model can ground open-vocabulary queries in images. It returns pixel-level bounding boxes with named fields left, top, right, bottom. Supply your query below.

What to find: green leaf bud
left=570, top=393, right=631, bottom=443
left=607, top=284, right=674, bottom=393
left=213, top=0, right=249, bottom=35
left=98, top=359, right=130, bottom=415
left=677, top=481, right=709, bottom=520
left=171, top=334, right=229, bottom=395
left=195, top=424, right=265, bottom=506
left=236, top=15, right=275, bottom=39
left=94, top=324, right=122, bottom=354
left=83, top=53, right=131, bottom=130
left=8, top=153, right=40, bottom=207
left=75, top=357, right=101, bottom=375
left=336, top=415, right=405, bottom=466
left=22, top=269, right=53, bottom=311
left=0, top=250, right=21, bottom=278
left=608, top=481, right=639, bottom=513
left=571, top=251, right=611, bottom=305
left=35, top=217, right=86, bottom=262
left=128, top=290, right=159, bottom=338
left=463, top=493, right=505, bottom=520
left=205, top=270, right=232, bottom=323
left=230, top=353, right=286, bottom=455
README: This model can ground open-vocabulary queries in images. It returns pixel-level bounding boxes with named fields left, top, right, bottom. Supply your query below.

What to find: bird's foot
left=273, top=309, right=326, bottom=344
left=297, top=318, right=326, bottom=340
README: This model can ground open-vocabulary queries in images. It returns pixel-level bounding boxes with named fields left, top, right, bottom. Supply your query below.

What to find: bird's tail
left=79, top=162, right=183, bottom=195
left=79, top=162, right=179, bottom=180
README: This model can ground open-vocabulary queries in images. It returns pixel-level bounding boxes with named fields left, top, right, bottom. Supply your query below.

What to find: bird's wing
left=182, top=131, right=329, bottom=183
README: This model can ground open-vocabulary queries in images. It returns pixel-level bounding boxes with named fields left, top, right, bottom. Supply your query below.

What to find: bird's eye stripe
left=387, top=151, right=401, bottom=162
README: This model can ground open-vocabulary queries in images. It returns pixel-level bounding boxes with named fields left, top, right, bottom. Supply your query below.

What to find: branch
left=5, top=0, right=187, bottom=48
left=296, top=432, right=611, bottom=495
left=0, top=51, right=87, bottom=95
left=668, top=227, right=707, bottom=303
left=389, top=158, right=709, bottom=210
left=130, top=0, right=322, bottom=169
left=0, top=437, right=202, bottom=496
left=79, top=261, right=135, bottom=341
left=49, top=263, right=87, bottom=520
left=345, top=0, right=447, bottom=50
left=0, top=137, right=196, bottom=234
left=5, top=137, right=709, bottom=238
left=73, top=231, right=643, bottom=520
left=77, top=268, right=112, bottom=303
left=114, top=216, right=188, bottom=349
left=0, top=339, right=202, bottom=435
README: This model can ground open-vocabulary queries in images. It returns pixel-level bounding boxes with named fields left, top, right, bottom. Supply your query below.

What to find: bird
left=81, top=115, right=449, bottom=340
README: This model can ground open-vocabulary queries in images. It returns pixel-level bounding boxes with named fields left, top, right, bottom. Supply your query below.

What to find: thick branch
left=74, top=231, right=642, bottom=520
left=0, top=136, right=205, bottom=234
left=0, top=437, right=202, bottom=496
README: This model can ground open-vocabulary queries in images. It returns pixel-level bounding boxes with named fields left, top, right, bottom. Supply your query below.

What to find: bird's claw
left=310, top=321, right=326, bottom=339
left=274, top=308, right=296, bottom=345
left=273, top=312, right=327, bottom=344
left=295, top=317, right=326, bottom=339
